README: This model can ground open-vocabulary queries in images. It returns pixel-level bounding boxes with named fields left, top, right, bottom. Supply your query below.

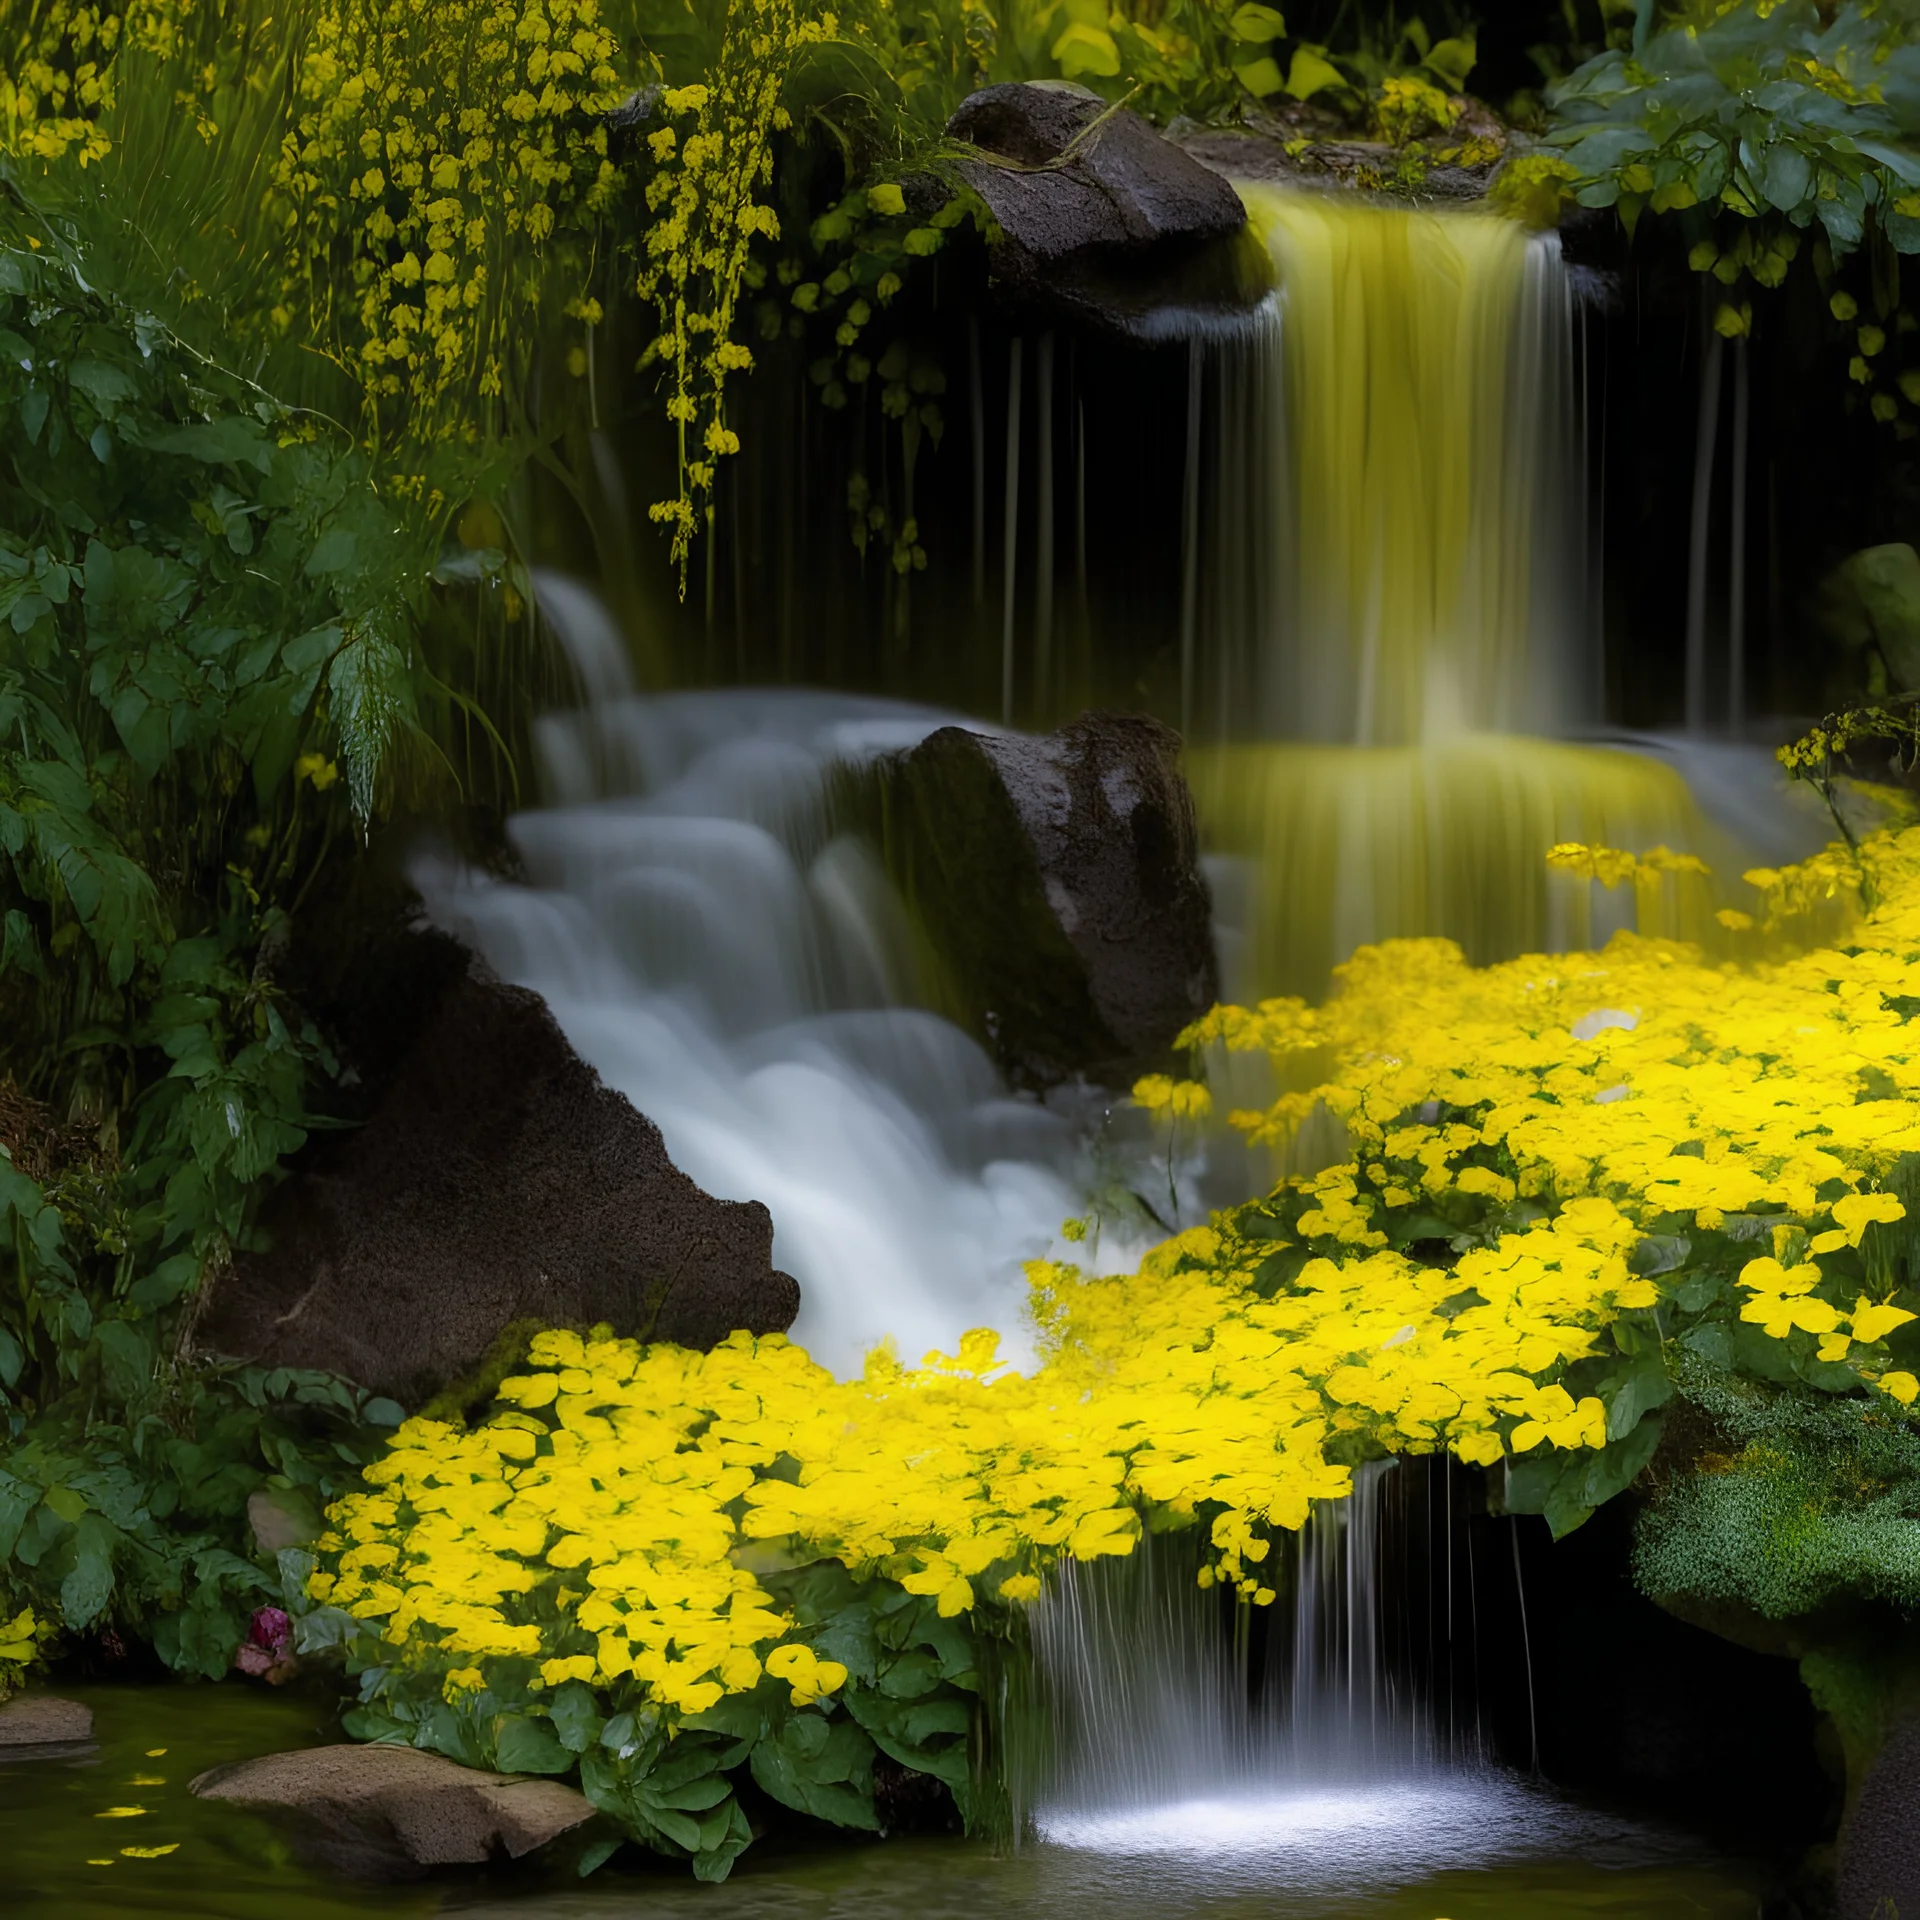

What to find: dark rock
left=0, top=1694, right=93, bottom=1750
left=854, top=712, right=1217, bottom=1089
left=1840, top=1713, right=1920, bottom=1920
left=194, top=936, right=799, bottom=1407
left=191, top=1744, right=595, bottom=1881
left=946, top=83, right=1263, bottom=337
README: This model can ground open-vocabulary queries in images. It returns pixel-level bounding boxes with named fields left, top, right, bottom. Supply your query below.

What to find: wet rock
left=194, top=935, right=799, bottom=1408
left=192, top=1744, right=596, bottom=1881
left=0, top=1694, right=93, bottom=1750
left=855, top=712, right=1217, bottom=1089
left=1839, top=1712, right=1920, bottom=1920
left=947, top=83, right=1262, bottom=336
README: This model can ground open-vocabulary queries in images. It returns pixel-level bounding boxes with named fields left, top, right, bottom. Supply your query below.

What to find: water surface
left=1, top=1684, right=1773, bottom=1919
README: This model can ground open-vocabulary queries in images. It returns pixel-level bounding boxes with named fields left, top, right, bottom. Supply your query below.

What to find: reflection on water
left=2, top=1684, right=1770, bottom=1920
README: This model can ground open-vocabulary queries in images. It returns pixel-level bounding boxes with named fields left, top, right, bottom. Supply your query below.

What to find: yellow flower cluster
left=638, top=0, right=833, bottom=584
left=1189, top=823, right=1920, bottom=1402
left=315, top=1165, right=1658, bottom=1714
left=0, top=0, right=197, bottom=165
left=271, top=0, right=623, bottom=442
left=1545, top=840, right=1709, bottom=888
left=319, top=822, right=1920, bottom=1732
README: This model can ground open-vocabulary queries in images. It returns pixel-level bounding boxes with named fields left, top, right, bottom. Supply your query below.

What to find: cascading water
left=1023, top=1457, right=1569, bottom=1878
left=1190, top=187, right=1811, bottom=998
left=416, top=578, right=1140, bottom=1377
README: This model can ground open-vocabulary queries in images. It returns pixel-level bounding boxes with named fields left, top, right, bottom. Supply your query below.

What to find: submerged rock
left=191, top=1744, right=595, bottom=1880
left=854, top=712, right=1217, bottom=1089
left=195, top=932, right=799, bottom=1407
left=947, top=82, right=1262, bottom=335
left=0, top=1694, right=93, bottom=1752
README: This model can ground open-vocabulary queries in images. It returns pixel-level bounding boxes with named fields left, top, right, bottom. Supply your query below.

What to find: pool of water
left=1, top=1684, right=1777, bottom=1918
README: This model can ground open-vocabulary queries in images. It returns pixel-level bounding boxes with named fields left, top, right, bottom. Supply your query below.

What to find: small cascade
left=1189, top=186, right=1797, bottom=997
left=1022, top=1458, right=1520, bottom=1843
left=417, top=579, right=1141, bottom=1376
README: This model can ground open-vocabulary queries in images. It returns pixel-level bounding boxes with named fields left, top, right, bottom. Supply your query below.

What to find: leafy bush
left=1548, top=2, right=1920, bottom=414
left=0, top=224, right=430, bottom=1660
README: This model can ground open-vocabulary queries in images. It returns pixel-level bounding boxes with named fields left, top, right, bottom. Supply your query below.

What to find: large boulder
left=195, top=932, right=799, bottom=1408
left=947, top=83, right=1261, bottom=335
left=854, top=712, right=1217, bottom=1089
left=191, top=1744, right=595, bottom=1880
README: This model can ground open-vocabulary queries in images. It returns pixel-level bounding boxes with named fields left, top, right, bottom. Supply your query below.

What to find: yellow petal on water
left=121, top=1844, right=181, bottom=1859
left=128, top=1774, right=167, bottom=1786
left=145, top=1748, right=167, bottom=1758
left=95, top=1806, right=147, bottom=1818
left=87, top=1858, right=115, bottom=1866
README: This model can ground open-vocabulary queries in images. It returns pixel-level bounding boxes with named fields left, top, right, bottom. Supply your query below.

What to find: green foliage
left=1551, top=0, right=1920, bottom=248
left=1548, top=2, right=1920, bottom=398
left=331, top=1557, right=984, bottom=1878
left=1635, top=1354, right=1920, bottom=1619
left=0, top=223, right=426, bottom=1660
left=1, top=1370, right=395, bottom=1675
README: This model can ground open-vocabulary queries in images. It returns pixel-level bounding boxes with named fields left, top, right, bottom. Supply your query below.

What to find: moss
left=417, top=1317, right=545, bottom=1425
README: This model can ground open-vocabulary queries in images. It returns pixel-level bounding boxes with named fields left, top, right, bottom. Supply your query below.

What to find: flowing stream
left=416, top=579, right=1141, bottom=1378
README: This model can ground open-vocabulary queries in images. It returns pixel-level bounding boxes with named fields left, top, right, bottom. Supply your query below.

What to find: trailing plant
left=633, top=0, right=832, bottom=585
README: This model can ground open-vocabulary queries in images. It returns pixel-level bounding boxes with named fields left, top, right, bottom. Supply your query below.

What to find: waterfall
left=1022, top=1458, right=1535, bottom=1847
left=1189, top=187, right=1813, bottom=998
left=1228, top=190, right=1579, bottom=745
left=416, top=579, right=1143, bottom=1377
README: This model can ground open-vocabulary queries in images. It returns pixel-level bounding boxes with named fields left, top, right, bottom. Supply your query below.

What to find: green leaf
left=1284, top=45, right=1347, bottom=100
left=549, top=1680, right=603, bottom=1754
left=1050, top=22, right=1121, bottom=78
left=1422, top=34, right=1475, bottom=90
left=59, top=1512, right=118, bottom=1627
left=493, top=1713, right=577, bottom=1776
left=1235, top=56, right=1284, bottom=98
left=1761, top=141, right=1813, bottom=212
left=1228, top=3, right=1285, bottom=42
left=577, top=1836, right=620, bottom=1877
left=748, top=1714, right=879, bottom=1830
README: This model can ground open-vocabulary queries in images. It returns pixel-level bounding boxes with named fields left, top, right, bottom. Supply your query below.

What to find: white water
left=1022, top=1458, right=1525, bottom=1842
left=417, top=578, right=1140, bottom=1377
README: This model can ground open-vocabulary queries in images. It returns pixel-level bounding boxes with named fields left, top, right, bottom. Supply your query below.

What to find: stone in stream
left=0, top=1693, right=94, bottom=1754
left=191, top=1744, right=596, bottom=1880
left=194, top=923, right=800, bottom=1409
left=946, top=82, right=1263, bottom=335
left=851, top=712, right=1218, bottom=1090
